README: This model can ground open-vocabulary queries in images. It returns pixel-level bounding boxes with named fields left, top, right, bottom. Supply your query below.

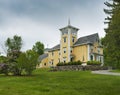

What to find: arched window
left=90, top=55, right=93, bottom=61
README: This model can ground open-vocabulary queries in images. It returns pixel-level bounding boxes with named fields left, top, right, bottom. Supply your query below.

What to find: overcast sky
left=0, top=0, right=107, bottom=55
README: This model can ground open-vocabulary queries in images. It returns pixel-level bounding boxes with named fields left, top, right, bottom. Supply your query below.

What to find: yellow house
left=39, top=21, right=103, bottom=68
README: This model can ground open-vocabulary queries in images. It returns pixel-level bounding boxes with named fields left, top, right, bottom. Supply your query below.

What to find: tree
left=104, top=0, right=120, bottom=69
left=17, top=50, right=39, bottom=75
left=0, top=56, right=9, bottom=75
left=5, top=35, right=23, bottom=75
left=32, top=41, right=44, bottom=55
left=5, top=35, right=22, bottom=60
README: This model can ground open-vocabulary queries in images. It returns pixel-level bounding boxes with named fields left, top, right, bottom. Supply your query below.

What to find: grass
left=110, top=69, right=120, bottom=73
left=0, top=69, right=120, bottom=95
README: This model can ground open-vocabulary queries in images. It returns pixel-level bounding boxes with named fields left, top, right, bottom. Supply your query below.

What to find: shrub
left=57, top=62, right=64, bottom=66
left=57, top=60, right=82, bottom=66
left=0, top=63, right=9, bottom=75
left=17, top=50, right=39, bottom=76
left=87, top=61, right=101, bottom=65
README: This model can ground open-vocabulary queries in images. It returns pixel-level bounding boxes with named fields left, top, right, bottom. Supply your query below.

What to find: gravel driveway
left=92, top=70, right=120, bottom=76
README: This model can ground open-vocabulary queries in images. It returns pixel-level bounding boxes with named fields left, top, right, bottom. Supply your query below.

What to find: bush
left=87, top=61, right=101, bottom=65
left=0, top=63, right=9, bottom=75
left=57, top=60, right=82, bottom=66
left=57, top=62, right=64, bottom=66
left=17, top=50, right=39, bottom=76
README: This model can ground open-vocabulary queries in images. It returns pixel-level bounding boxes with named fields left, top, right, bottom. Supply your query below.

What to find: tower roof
left=59, top=25, right=79, bottom=31
left=59, top=20, right=79, bottom=31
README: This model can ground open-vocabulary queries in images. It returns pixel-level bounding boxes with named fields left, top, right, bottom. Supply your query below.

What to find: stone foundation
left=53, top=65, right=108, bottom=71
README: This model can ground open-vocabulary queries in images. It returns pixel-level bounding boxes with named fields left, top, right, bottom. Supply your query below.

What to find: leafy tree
left=32, top=41, right=44, bottom=55
left=17, top=50, right=39, bottom=75
left=5, top=35, right=23, bottom=75
left=5, top=35, right=22, bottom=61
left=0, top=56, right=8, bottom=63
left=104, top=0, right=120, bottom=69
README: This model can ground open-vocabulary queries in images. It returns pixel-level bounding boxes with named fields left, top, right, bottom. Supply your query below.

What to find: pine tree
left=104, top=0, right=120, bottom=69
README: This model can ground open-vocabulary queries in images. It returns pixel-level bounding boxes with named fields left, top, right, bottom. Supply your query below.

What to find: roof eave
left=49, top=48, right=60, bottom=52
left=59, top=25, right=79, bottom=31
left=73, top=42, right=93, bottom=47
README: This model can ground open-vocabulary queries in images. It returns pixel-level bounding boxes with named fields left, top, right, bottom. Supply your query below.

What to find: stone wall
left=53, top=65, right=108, bottom=71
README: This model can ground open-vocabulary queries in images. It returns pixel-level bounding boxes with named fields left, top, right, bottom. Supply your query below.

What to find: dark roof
left=44, top=48, right=51, bottom=52
left=59, top=25, right=79, bottom=31
left=49, top=44, right=60, bottom=51
left=39, top=53, right=48, bottom=61
left=74, top=33, right=99, bottom=46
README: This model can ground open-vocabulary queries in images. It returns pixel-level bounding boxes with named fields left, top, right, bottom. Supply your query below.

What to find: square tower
left=59, top=21, right=79, bottom=63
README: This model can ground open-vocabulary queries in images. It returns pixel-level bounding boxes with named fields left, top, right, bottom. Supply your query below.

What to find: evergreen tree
left=104, top=0, right=120, bottom=69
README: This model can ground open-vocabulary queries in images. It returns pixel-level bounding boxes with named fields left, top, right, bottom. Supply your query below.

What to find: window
left=97, top=48, right=100, bottom=53
left=59, top=51, right=60, bottom=55
left=62, top=31, right=68, bottom=35
left=100, top=57, right=101, bottom=62
left=90, top=55, right=93, bottom=61
left=82, top=56, right=84, bottom=61
left=63, top=47, right=66, bottom=53
left=58, top=58, right=60, bottom=63
left=91, top=49, right=93, bottom=53
left=72, top=37, right=75, bottom=43
left=52, top=52, right=54, bottom=56
left=70, top=47, right=73, bottom=53
left=51, top=60, right=54, bottom=65
left=71, top=31, right=77, bottom=36
left=63, top=37, right=66, bottom=43
left=63, top=57, right=66, bottom=63
left=70, top=57, right=73, bottom=62
left=44, top=63, right=46, bottom=66
left=98, top=50, right=100, bottom=54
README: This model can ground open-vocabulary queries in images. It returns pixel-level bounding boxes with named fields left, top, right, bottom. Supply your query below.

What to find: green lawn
left=110, top=69, right=120, bottom=73
left=0, top=69, right=120, bottom=95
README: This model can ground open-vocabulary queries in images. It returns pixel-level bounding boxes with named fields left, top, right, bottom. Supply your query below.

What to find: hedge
left=87, top=61, right=101, bottom=65
left=57, top=60, right=82, bottom=66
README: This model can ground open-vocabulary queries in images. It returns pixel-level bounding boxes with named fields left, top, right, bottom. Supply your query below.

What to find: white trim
left=73, top=43, right=92, bottom=47
left=68, top=28, right=71, bottom=62
left=60, top=32, right=62, bottom=62
left=87, top=44, right=90, bottom=61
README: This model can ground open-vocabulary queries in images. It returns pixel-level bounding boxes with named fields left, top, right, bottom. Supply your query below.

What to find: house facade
left=38, top=22, right=103, bottom=68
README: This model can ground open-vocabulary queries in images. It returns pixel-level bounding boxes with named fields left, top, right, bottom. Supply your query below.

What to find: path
left=92, top=70, right=120, bottom=76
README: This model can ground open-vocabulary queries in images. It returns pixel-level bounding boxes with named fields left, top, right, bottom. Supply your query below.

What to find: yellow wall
left=60, top=33, right=77, bottom=63
left=48, top=49, right=60, bottom=66
left=93, top=42, right=103, bottom=54
left=73, top=45, right=88, bottom=62
left=37, top=57, right=48, bottom=68
left=39, top=42, right=103, bottom=68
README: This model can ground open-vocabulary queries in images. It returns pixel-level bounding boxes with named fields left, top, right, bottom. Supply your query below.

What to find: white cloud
left=0, top=0, right=107, bottom=55
left=0, top=16, right=60, bottom=53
